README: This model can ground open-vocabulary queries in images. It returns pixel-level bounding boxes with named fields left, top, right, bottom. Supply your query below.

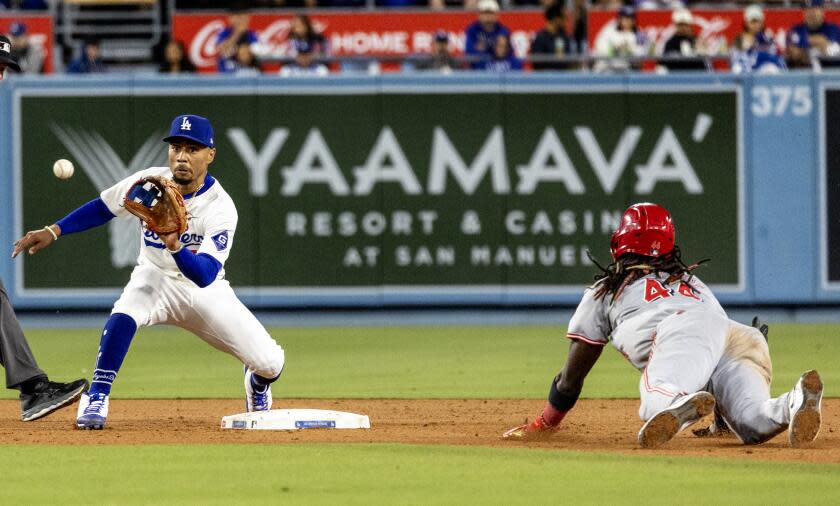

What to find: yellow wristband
left=43, top=225, right=58, bottom=241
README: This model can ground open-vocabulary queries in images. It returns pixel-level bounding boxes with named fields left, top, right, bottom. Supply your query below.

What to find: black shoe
left=692, top=410, right=733, bottom=438
left=20, top=379, right=89, bottom=422
left=751, top=316, right=769, bottom=342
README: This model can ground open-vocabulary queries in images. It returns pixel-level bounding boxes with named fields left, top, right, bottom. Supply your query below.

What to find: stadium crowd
left=1, top=0, right=840, bottom=76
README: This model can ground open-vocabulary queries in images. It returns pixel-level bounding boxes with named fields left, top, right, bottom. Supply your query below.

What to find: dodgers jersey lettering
left=100, top=167, right=237, bottom=281
left=567, top=272, right=726, bottom=370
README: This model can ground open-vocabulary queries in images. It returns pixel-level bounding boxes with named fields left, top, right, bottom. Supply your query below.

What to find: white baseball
left=53, top=159, right=74, bottom=179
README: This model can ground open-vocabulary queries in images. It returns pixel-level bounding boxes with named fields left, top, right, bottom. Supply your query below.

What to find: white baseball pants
left=112, top=264, right=285, bottom=379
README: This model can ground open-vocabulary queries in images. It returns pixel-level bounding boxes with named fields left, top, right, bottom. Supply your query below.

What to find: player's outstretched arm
left=502, top=339, right=603, bottom=440
left=11, top=198, right=115, bottom=258
left=555, top=338, right=604, bottom=403
left=12, top=225, right=60, bottom=258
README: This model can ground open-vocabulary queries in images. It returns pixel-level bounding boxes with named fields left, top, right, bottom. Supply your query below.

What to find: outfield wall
left=0, top=73, right=834, bottom=308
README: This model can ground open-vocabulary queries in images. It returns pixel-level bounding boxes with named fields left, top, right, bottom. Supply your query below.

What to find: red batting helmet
left=610, top=203, right=675, bottom=260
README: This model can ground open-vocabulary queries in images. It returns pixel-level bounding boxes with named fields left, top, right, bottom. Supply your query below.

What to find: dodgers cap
left=163, top=114, right=215, bottom=148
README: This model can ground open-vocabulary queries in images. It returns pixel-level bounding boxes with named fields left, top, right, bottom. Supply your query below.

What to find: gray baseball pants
left=0, top=279, right=46, bottom=390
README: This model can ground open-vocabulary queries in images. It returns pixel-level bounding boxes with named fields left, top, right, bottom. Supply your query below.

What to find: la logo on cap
left=180, top=116, right=192, bottom=131
left=0, top=41, right=10, bottom=53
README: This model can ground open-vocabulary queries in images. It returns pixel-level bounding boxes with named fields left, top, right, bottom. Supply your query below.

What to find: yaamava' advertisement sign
left=15, top=87, right=741, bottom=299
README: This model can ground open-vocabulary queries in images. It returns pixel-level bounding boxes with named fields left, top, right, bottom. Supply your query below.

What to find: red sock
left=540, top=402, right=567, bottom=427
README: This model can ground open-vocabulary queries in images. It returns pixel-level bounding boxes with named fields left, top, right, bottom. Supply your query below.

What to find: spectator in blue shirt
left=67, top=39, right=107, bottom=74
left=483, top=35, right=522, bottom=72
left=786, top=0, right=840, bottom=68
left=465, top=0, right=511, bottom=70
left=280, top=40, right=328, bottom=77
left=221, top=40, right=261, bottom=76
left=216, top=6, right=258, bottom=73
left=731, top=5, right=786, bottom=74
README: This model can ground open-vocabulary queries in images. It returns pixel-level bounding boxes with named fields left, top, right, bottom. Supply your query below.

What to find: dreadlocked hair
left=587, top=246, right=709, bottom=303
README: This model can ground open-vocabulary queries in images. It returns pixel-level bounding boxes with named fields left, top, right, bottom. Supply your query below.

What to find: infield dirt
left=1, top=399, right=837, bottom=463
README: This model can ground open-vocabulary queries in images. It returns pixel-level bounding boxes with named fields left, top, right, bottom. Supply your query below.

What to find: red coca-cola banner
left=588, top=8, right=840, bottom=56
left=0, top=16, right=54, bottom=74
left=173, top=11, right=544, bottom=73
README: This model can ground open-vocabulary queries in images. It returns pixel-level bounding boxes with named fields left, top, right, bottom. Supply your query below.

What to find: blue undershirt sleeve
left=171, top=249, right=222, bottom=288
left=56, top=198, right=115, bottom=235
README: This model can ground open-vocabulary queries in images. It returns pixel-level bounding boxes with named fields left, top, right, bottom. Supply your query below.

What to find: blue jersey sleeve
left=465, top=23, right=482, bottom=56
left=56, top=198, right=115, bottom=235
left=171, top=249, right=222, bottom=288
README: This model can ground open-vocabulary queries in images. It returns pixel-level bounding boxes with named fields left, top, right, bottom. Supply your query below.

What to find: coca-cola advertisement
left=588, top=8, right=840, bottom=58
left=172, top=11, right=544, bottom=73
left=0, top=16, right=54, bottom=74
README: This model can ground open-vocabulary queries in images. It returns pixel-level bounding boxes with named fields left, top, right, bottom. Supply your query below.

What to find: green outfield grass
left=2, top=322, right=838, bottom=504
left=2, top=323, right=837, bottom=400
left=0, top=444, right=837, bottom=505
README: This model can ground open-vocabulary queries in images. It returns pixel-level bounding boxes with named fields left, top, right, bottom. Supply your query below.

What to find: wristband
left=548, top=377, right=580, bottom=412
left=43, top=225, right=58, bottom=241
left=168, top=244, right=184, bottom=254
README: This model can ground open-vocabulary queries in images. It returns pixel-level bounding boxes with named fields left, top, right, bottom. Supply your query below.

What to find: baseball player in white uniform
left=13, top=114, right=285, bottom=429
left=503, top=203, right=823, bottom=448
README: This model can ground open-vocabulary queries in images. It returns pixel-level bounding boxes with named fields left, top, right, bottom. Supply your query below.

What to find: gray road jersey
left=567, top=272, right=726, bottom=370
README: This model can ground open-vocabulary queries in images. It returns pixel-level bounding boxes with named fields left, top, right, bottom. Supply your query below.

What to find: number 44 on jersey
left=643, top=278, right=701, bottom=303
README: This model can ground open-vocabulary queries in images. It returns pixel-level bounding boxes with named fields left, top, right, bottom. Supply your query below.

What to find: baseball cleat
left=638, top=391, right=715, bottom=448
left=692, top=409, right=733, bottom=438
left=76, top=392, right=109, bottom=430
left=788, top=370, right=823, bottom=447
left=20, top=378, right=88, bottom=422
left=751, top=316, right=769, bottom=342
left=244, top=367, right=273, bottom=412
left=502, top=415, right=557, bottom=441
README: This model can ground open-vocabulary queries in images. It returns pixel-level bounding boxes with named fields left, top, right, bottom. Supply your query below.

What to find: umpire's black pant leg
left=0, top=278, right=46, bottom=390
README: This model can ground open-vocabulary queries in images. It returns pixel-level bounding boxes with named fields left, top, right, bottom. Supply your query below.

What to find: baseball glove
left=123, top=175, right=188, bottom=236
